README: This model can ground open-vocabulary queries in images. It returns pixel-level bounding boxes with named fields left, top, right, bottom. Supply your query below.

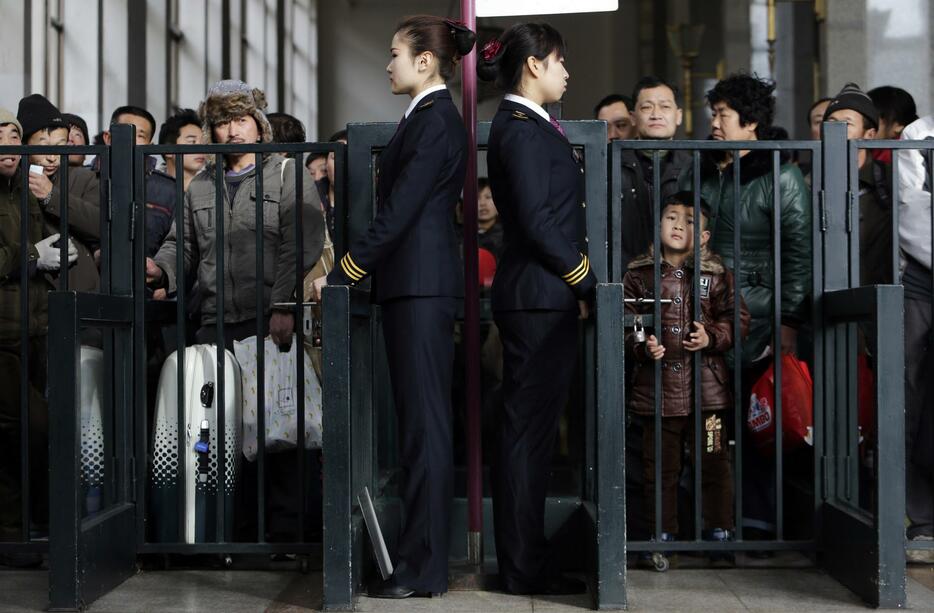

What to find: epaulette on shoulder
left=511, top=110, right=529, bottom=121
left=415, top=99, right=435, bottom=113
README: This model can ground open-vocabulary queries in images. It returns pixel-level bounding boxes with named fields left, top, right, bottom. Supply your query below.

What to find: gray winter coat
left=154, top=154, right=325, bottom=325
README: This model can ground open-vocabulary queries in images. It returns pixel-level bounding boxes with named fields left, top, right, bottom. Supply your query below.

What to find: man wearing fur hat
left=147, top=80, right=324, bottom=347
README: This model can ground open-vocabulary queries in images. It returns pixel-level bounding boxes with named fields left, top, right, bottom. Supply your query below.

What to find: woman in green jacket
left=694, top=74, right=812, bottom=548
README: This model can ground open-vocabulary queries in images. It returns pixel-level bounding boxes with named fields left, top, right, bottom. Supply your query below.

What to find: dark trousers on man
left=492, top=309, right=578, bottom=593
left=381, top=296, right=456, bottom=593
left=906, top=297, right=934, bottom=538
left=0, top=338, right=49, bottom=540
left=641, top=411, right=733, bottom=535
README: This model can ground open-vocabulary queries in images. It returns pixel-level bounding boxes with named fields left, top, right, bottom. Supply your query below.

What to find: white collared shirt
left=504, top=93, right=550, bottom=122
left=404, top=84, right=447, bottom=119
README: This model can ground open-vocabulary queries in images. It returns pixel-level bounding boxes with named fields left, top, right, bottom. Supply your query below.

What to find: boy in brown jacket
left=624, top=191, right=748, bottom=568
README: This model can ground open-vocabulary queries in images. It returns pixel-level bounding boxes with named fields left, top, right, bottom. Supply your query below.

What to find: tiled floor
left=4, top=565, right=934, bottom=612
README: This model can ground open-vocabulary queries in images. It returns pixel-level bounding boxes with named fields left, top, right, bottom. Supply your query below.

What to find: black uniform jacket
left=488, top=99, right=597, bottom=312
left=327, top=89, right=466, bottom=303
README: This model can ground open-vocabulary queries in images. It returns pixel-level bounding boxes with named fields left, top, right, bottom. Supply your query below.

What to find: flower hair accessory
left=481, top=39, right=503, bottom=62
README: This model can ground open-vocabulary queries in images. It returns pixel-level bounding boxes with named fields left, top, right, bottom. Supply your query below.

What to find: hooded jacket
left=624, top=247, right=749, bottom=417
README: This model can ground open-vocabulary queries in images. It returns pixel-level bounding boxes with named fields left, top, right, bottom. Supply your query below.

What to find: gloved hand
left=35, top=233, right=78, bottom=271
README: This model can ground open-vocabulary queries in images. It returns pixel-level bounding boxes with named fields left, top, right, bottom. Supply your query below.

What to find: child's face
left=660, top=203, right=710, bottom=255
left=27, top=127, right=69, bottom=177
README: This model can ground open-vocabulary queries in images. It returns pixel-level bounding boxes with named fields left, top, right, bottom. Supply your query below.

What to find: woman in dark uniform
left=478, top=23, right=597, bottom=595
left=310, top=16, right=474, bottom=599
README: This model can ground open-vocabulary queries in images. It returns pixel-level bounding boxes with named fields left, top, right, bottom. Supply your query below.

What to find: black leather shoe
left=541, top=574, right=587, bottom=595
left=368, top=580, right=416, bottom=599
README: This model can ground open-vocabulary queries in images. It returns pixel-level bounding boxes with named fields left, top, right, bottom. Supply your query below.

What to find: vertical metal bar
left=652, top=149, right=662, bottom=541
left=214, top=156, right=226, bottom=542
left=928, top=148, right=934, bottom=481
left=772, top=150, right=783, bottom=541
left=293, top=151, right=306, bottom=542
left=733, top=150, right=743, bottom=541
left=891, top=151, right=900, bottom=284
left=810, top=142, right=824, bottom=519
left=134, top=146, right=149, bottom=531
left=255, top=152, right=266, bottom=542
left=174, top=152, right=187, bottom=542
left=58, top=157, right=69, bottom=291
left=321, top=286, right=352, bottom=609
left=460, top=0, right=483, bottom=562
left=47, top=292, right=79, bottom=610
left=99, top=148, right=111, bottom=294
left=610, top=142, right=623, bottom=282
left=847, top=142, right=860, bottom=288
left=692, top=151, right=702, bottom=541
left=846, top=142, right=861, bottom=502
left=19, top=156, right=31, bottom=542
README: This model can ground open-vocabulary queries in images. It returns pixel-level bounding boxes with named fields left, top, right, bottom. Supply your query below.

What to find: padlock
left=633, top=315, right=646, bottom=343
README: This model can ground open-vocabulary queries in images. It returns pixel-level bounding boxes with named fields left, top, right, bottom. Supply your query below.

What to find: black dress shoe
left=368, top=580, right=416, bottom=599
left=540, top=574, right=587, bottom=595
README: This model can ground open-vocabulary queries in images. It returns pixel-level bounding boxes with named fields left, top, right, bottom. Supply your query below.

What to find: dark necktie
left=549, top=115, right=567, bottom=139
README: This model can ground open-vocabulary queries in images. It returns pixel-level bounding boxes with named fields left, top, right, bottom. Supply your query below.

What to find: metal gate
left=596, top=121, right=906, bottom=608
left=45, top=124, right=346, bottom=609
left=320, top=120, right=618, bottom=609
left=36, top=121, right=924, bottom=610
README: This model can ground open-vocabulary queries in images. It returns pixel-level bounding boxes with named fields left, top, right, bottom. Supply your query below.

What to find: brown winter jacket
left=624, top=247, right=749, bottom=417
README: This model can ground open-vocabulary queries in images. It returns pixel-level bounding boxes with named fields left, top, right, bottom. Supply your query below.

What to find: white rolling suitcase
left=79, top=346, right=104, bottom=515
left=149, top=344, right=242, bottom=543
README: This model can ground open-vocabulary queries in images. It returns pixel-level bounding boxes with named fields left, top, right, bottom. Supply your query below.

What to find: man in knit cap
left=0, top=107, right=75, bottom=564
left=16, top=93, right=101, bottom=295
left=147, top=80, right=324, bottom=348
left=823, top=82, right=892, bottom=285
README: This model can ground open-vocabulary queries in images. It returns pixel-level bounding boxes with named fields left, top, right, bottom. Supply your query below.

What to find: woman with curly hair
left=691, top=73, right=812, bottom=554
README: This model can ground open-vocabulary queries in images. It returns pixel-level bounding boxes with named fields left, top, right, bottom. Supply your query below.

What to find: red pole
left=460, top=0, right=482, bottom=566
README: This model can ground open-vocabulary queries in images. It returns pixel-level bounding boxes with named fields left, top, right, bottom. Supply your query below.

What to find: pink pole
left=460, top=0, right=483, bottom=566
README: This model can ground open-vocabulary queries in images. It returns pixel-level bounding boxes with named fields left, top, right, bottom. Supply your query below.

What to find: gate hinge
left=818, top=190, right=828, bottom=232
left=845, top=191, right=855, bottom=233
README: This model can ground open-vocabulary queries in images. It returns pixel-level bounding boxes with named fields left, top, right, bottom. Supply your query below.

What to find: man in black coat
left=619, top=76, right=692, bottom=272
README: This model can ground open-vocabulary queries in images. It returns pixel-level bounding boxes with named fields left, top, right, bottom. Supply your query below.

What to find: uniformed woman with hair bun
left=310, top=15, right=475, bottom=600
left=478, top=22, right=596, bottom=596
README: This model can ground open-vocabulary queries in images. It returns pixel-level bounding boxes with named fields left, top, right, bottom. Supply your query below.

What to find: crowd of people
left=0, top=14, right=931, bottom=595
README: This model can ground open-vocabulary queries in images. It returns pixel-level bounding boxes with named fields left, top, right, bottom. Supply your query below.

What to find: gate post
left=594, top=283, right=626, bottom=609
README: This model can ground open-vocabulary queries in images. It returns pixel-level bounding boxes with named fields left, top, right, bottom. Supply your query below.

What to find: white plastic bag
left=234, top=335, right=323, bottom=461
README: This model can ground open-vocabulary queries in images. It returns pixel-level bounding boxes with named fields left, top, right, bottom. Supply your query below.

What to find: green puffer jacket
left=0, top=169, right=51, bottom=341
left=691, top=149, right=812, bottom=366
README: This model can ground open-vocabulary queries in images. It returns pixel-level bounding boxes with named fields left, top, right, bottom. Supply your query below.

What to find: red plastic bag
left=747, top=354, right=814, bottom=453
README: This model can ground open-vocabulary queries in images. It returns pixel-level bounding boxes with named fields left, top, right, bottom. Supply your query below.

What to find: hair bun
left=476, top=38, right=504, bottom=82
left=444, top=19, right=477, bottom=57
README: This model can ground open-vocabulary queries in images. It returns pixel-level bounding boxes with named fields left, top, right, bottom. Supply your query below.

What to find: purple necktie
left=549, top=115, right=567, bottom=139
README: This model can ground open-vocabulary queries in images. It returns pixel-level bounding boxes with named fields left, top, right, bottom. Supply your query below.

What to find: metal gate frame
left=599, top=122, right=906, bottom=608
left=47, top=125, right=348, bottom=609
left=321, top=120, right=616, bottom=610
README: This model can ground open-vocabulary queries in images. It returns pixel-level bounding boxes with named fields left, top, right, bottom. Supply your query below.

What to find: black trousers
left=0, top=337, right=48, bottom=540
left=492, top=309, right=578, bottom=593
left=906, top=297, right=934, bottom=538
left=381, top=296, right=456, bottom=593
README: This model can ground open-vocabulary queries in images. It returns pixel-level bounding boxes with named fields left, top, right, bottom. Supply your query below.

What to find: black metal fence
left=2, top=120, right=931, bottom=610
left=0, top=142, right=108, bottom=561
